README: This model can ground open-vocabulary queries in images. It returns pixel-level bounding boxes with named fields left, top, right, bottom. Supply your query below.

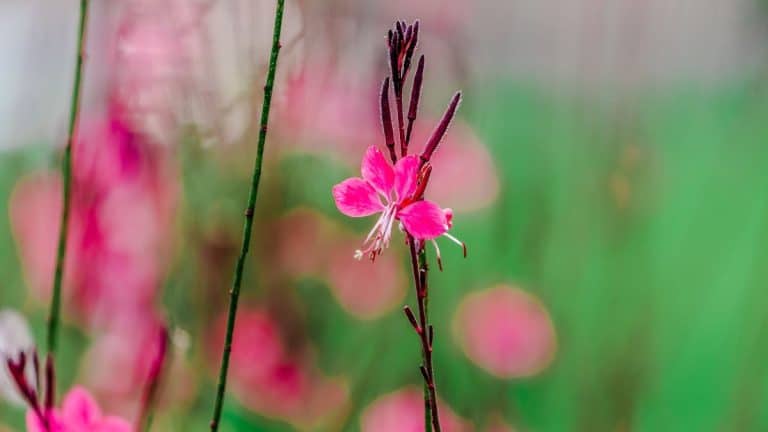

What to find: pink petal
left=393, top=155, right=420, bottom=202
left=398, top=200, right=449, bottom=240
left=26, top=410, right=65, bottom=432
left=332, top=178, right=384, bottom=217
left=61, top=386, right=102, bottom=426
left=361, top=146, right=394, bottom=196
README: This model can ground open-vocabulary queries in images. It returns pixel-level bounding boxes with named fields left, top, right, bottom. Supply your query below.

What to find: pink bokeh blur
left=453, top=285, right=557, bottom=378
left=208, top=308, right=348, bottom=428
left=360, top=387, right=472, bottom=432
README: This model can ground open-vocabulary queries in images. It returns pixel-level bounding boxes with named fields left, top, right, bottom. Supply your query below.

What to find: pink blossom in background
left=209, top=308, right=348, bottom=428
left=26, top=386, right=132, bottom=432
left=275, top=208, right=406, bottom=319
left=9, top=112, right=177, bottom=326
left=9, top=173, right=81, bottom=301
left=409, top=121, right=499, bottom=213
left=453, top=285, right=557, bottom=378
left=360, top=387, right=472, bottom=432
left=326, top=234, right=406, bottom=319
left=276, top=65, right=379, bottom=164
left=79, top=314, right=190, bottom=420
left=275, top=208, right=333, bottom=278
left=111, top=0, right=202, bottom=145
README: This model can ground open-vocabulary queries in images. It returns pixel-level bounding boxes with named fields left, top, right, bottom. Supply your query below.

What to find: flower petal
left=393, top=155, right=420, bottom=202
left=361, top=146, right=394, bottom=196
left=61, top=386, right=101, bottom=426
left=333, top=178, right=384, bottom=217
left=398, top=200, right=449, bottom=240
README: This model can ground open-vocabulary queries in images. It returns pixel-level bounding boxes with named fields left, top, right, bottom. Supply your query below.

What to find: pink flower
left=9, top=112, right=177, bottom=327
left=332, top=146, right=457, bottom=259
left=26, top=386, right=132, bottom=432
left=453, top=285, right=557, bottom=378
left=208, top=309, right=347, bottom=428
left=360, top=387, right=472, bottom=432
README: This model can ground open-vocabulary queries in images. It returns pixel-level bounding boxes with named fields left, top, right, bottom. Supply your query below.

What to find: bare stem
left=47, top=0, right=89, bottom=356
left=406, top=238, right=442, bottom=432
left=208, top=1, right=285, bottom=430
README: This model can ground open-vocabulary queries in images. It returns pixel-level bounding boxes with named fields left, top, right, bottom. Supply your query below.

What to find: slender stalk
left=407, top=238, right=441, bottom=432
left=208, top=1, right=285, bottom=430
left=47, top=0, right=89, bottom=356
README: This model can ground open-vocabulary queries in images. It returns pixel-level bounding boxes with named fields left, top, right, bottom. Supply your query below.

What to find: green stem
left=208, top=1, right=285, bottom=430
left=47, top=0, right=89, bottom=356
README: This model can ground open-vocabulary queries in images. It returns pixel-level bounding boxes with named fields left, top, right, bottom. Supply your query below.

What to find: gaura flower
left=332, top=146, right=461, bottom=260
left=26, top=386, right=132, bottom=432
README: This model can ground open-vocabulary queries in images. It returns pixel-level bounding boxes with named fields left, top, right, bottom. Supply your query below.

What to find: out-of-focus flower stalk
left=47, top=0, right=90, bottom=356
left=208, top=1, right=286, bottom=430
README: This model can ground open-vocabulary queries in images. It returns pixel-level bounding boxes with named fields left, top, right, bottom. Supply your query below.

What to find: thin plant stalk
left=208, top=0, right=286, bottom=430
left=384, top=20, right=445, bottom=432
left=47, top=0, right=90, bottom=356
left=406, top=239, right=441, bottom=432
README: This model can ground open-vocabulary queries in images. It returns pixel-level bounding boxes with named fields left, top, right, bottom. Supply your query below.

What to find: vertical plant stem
left=407, top=238, right=442, bottom=432
left=208, top=1, right=285, bottom=430
left=47, top=0, right=90, bottom=356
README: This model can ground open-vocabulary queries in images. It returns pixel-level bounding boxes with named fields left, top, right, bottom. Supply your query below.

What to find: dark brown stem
left=406, top=237, right=442, bottom=432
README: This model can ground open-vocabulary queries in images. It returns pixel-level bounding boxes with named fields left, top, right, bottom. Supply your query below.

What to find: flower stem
left=208, top=1, right=285, bottom=430
left=407, top=238, right=442, bottom=432
left=47, top=0, right=89, bottom=356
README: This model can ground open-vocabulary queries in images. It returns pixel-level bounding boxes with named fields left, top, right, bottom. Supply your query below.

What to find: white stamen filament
left=354, top=203, right=398, bottom=261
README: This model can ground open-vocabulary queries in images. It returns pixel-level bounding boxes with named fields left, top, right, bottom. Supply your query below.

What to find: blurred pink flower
left=111, top=0, right=202, bottom=144
left=80, top=315, right=188, bottom=420
left=209, top=308, right=347, bottom=427
left=360, top=387, right=472, bottom=432
left=9, top=112, right=177, bottom=326
left=409, top=121, right=499, bottom=213
left=26, top=386, right=132, bottom=432
left=9, top=173, right=81, bottom=301
left=332, top=146, right=453, bottom=258
left=326, top=234, right=406, bottom=319
left=275, top=209, right=405, bottom=319
left=453, top=285, right=557, bottom=378
left=276, top=66, right=378, bottom=163
left=275, top=208, right=333, bottom=278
